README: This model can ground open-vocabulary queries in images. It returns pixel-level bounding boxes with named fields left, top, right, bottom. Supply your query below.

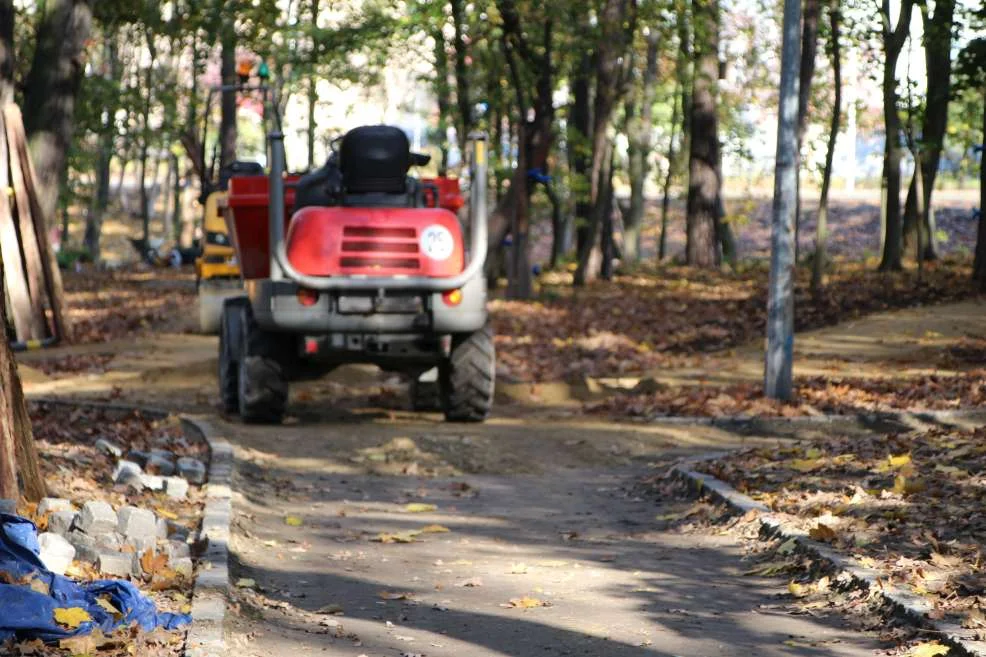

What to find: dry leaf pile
left=697, top=426, right=986, bottom=630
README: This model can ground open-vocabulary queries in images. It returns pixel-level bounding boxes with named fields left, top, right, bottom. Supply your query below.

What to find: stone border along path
left=29, top=399, right=232, bottom=657
left=672, top=454, right=986, bottom=657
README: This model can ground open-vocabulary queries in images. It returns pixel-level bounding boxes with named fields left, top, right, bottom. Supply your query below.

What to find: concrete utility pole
left=765, top=0, right=802, bottom=400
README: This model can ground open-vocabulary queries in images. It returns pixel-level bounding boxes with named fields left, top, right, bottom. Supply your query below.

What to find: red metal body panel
left=226, top=175, right=300, bottom=280
left=285, top=207, right=465, bottom=278
left=421, top=177, right=465, bottom=213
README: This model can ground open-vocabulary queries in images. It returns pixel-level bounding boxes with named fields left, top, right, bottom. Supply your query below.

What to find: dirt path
left=220, top=415, right=887, bottom=657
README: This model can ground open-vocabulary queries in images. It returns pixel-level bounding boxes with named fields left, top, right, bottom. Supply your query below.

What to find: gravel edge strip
left=671, top=457, right=986, bottom=657
left=27, top=398, right=232, bottom=657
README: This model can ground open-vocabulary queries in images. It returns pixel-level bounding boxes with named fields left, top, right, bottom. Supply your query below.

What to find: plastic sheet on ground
left=0, top=513, right=191, bottom=644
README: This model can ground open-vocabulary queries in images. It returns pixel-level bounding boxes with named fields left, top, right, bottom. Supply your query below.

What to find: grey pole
left=765, top=0, right=802, bottom=400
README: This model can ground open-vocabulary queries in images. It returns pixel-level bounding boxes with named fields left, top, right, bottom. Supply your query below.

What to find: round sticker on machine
left=421, top=225, right=455, bottom=261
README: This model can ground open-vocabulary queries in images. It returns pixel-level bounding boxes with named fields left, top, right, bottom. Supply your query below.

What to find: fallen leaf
left=457, top=577, right=483, bottom=588
left=509, top=563, right=530, bottom=574
left=374, top=532, right=419, bottom=544
left=53, top=607, right=92, bottom=629
left=808, top=523, right=838, bottom=542
left=284, top=515, right=304, bottom=527
left=790, top=458, right=825, bottom=473
left=317, top=604, right=345, bottom=615
left=788, top=582, right=808, bottom=597
left=95, top=596, right=122, bottom=619
left=505, top=596, right=550, bottom=609
left=419, top=524, right=451, bottom=534
left=236, top=578, right=256, bottom=589
left=405, top=503, right=438, bottom=514
left=141, top=549, right=170, bottom=576
left=906, top=641, right=950, bottom=657
left=379, top=591, right=416, bottom=601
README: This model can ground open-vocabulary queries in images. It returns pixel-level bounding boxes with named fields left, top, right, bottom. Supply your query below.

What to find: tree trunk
left=812, top=0, right=841, bottom=295
left=877, top=0, right=913, bottom=272
left=794, top=0, right=821, bottom=263
left=220, top=20, right=237, bottom=171
left=571, top=53, right=593, bottom=260
left=434, top=26, right=452, bottom=172
left=599, top=143, right=617, bottom=280
left=0, top=0, right=13, bottom=104
left=23, top=0, right=93, bottom=229
left=451, top=0, right=472, bottom=153
left=625, top=32, right=659, bottom=264
left=685, top=0, right=720, bottom=268
left=659, top=28, right=688, bottom=262
left=974, top=85, right=986, bottom=289
left=547, top=181, right=566, bottom=269
left=575, top=0, right=637, bottom=286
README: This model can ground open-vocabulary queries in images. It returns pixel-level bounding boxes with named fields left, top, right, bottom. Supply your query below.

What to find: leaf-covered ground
left=694, top=426, right=986, bottom=636
left=492, top=260, right=976, bottom=383
left=6, top=404, right=205, bottom=657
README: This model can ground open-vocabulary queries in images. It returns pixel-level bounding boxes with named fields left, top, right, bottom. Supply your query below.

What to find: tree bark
left=974, top=85, right=986, bottom=289
left=571, top=52, right=593, bottom=260
left=0, top=0, right=13, bottom=104
left=23, top=0, right=93, bottom=229
left=685, top=0, right=720, bottom=268
left=812, top=0, right=841, bottom=295
left=877, top=0, right=913, bottom=272
left=658, top=79, right=682, bottom=262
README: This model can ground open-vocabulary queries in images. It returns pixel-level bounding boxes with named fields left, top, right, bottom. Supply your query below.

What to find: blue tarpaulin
left=0, top=513, right=191, bottom=644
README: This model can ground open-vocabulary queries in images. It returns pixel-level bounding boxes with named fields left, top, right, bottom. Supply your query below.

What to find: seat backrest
left=340, top=126, right=411, bottom=194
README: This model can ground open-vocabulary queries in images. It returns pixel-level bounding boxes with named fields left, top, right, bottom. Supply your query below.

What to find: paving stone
left=97, top=552, right=133, bottom=578
left=156, top=518, right=169, bottom=539
left=176, top=457, right=207, bottom=485
left=126, top=536, right=157, bottom=554
left=117, top=506, right=157, bottom=541
left=150, top=449, right=176, bottom=463
left=47, top=510, right=78, bottom=536
left=77, top=501, right=117, bottom=535
left=146, top=454, right=176, bottom=476
left=172, top=557, right=193, bottom=578
left=37, top=497, right=75, bottom=516
left=139, top=474, right=165, bottom=491
left=95, top=532, right=124, bottom=551
left=94, top=439, right=123, bottom=458
left=37, top=533, right=75, bottom=575
left=113, top=460, right=143, bottom=485
left=0, top=499, right=15, bottom=514
left=165, top=540, right=191, bottom=562
left=163, top=477, right=189, bottom=500
left=127, top=450, right=151, bottom=468
left=66, top=531, right=99, bottom=563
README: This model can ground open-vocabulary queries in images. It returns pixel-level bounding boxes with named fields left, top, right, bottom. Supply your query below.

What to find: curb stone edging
left=180, top=416, right=233, bottom=657
left=671, top=457, right=986, bottom=657
left=26, top=399, right=232, bottom=657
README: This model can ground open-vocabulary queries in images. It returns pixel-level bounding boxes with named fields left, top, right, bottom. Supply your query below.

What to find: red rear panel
left=286, top=207, right=465, bottom=278
left=227, top=175, right=299, bottom=280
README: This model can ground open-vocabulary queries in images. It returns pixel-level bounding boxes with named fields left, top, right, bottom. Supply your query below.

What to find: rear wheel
left=236, top=303, right=288, bottom=424
left=440, top=326, right=495, bottom=423
left=218, top=298, right=246, bottom=414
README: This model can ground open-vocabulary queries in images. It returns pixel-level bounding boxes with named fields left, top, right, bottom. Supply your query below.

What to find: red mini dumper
left=219, top=109, right=494, bottom=424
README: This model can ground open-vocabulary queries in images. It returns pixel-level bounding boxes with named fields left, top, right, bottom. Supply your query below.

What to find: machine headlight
left=420, top=225, right=455, bottom=261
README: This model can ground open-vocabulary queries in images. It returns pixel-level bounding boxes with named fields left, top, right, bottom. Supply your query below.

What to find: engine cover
left=285, top=206, right=465, bottom=278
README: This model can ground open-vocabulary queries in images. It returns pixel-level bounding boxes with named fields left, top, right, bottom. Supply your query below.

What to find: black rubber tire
left=218, top=298, right=246, bottom=414
left=440, top=325, right=496, bottom=423
left=236, top=303, right=288, bottom=424
left=410, top=378, right=442, bottom=412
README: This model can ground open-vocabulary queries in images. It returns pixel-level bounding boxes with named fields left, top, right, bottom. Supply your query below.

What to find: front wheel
left=440, top=326, right=496, bottom=423
left=218, top=298, right=246, bottom=414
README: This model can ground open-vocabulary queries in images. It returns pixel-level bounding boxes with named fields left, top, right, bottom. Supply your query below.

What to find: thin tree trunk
left=625, top=32, right=660, bottom=264
left=685, top=0, right=720, bottom=267
left=877, top=0, right=913, bottom=271
left=220, top=18, right=237, bottom=170
left=600, top=143, right=617, bottom=280
left=812, top=0, right=841, bottom=295
left=547, top=182, right=565, bottom=269
left=451, top=0, right=472, bottom=153
left=10, top=359, right=44, bottom=502
left=659, top=68, right=685, bottom=262
left=795, top=0, right=821, bottom=264
left=571, top=53, right=593, bottom=260
left=974, top=85, right=986, bottom=289
left=0, top=334, right=17, bottom=501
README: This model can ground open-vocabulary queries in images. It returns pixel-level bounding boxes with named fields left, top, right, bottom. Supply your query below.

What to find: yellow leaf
left=405, top=503, right=438, bottom=514
left=155, top=508, right=179, bottom=520
left=96, top=597, right=122, bottom=619
left=894, top=475, right=926, bottom=496
left=28, top=577, right=50, bottom=596
left=236, top=578, right=256, bottom=589
left=890, top=453, right=912, bottom=468
left=419, top=524, right=451, bottom=534
left=284, top=515, right=304, bottom=527
left=374, top=532, right=418, bottom=544
left=790, top=458, right=824, bottom=473
left=934, top=464, right=967, bottom=478
left=804, top=447, right=823, bottom=459
left=509, top=563, right=530, bottom=574
left=788, top=581, right=808, bottom=597
left=906, top=641, right=950, bottom=657
left=53, top=607, right=92, bottom=629
left=378, top=591, right=415, bottom=600
left=508, top=596, right=548, bottom=609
